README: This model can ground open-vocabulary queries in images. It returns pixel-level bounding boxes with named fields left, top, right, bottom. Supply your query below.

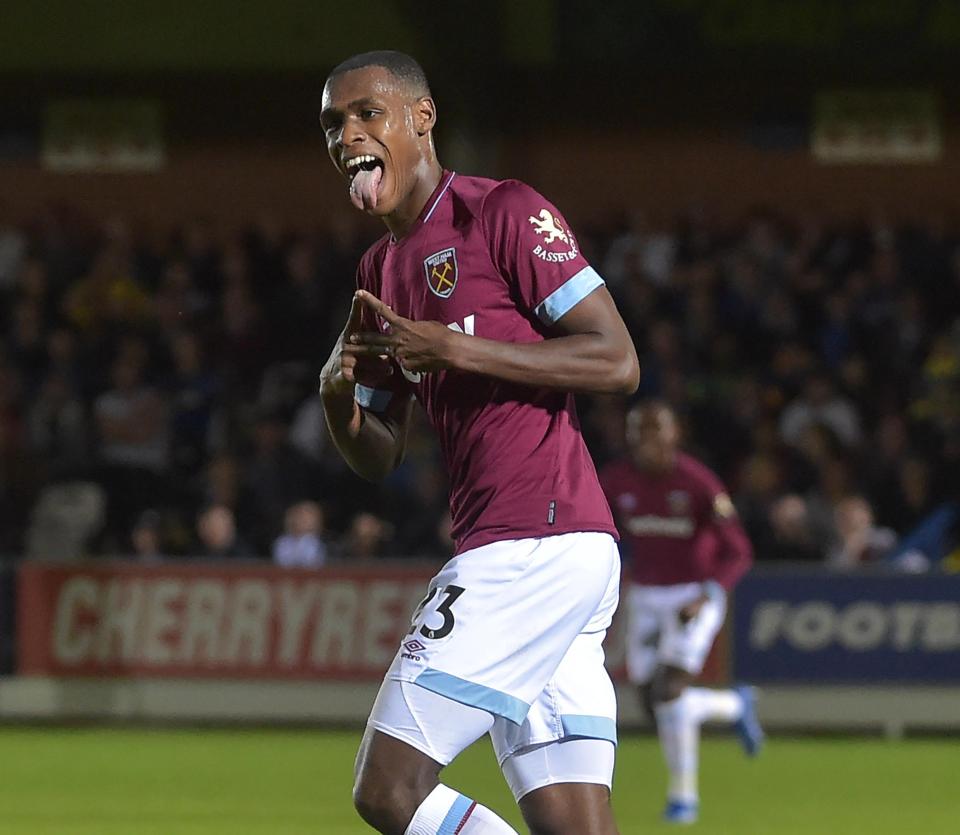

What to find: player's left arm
left=708, top=491, right=754, bottom=591
left=678, top=486, right=754, bottom=624
left=347, top=285, right=639, bottom=395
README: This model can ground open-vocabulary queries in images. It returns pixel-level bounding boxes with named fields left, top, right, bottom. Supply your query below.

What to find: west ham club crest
left=424, top=247, right=458, bottom=298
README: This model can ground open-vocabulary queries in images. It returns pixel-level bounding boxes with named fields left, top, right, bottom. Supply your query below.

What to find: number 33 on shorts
left=408, top=584, right=466, bottom=641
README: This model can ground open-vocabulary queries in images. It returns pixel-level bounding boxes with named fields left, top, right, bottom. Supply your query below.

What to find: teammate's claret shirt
left=354, top=171, right=618, bottom=554
left=600, top=452, right=753, bottom=589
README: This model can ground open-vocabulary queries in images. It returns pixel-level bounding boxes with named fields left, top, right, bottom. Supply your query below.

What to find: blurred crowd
left=0, top=201, right=958, bottom=569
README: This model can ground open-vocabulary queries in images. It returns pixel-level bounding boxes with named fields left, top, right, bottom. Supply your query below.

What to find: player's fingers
left=342, top=342, right=397, bottom=357
left=348, top=332, right=396, bottom=348
left=356, top=290, right=402, bottom=325
left=340, top=361, right=356, bottom=383
left=345, top=292, right=364, bottom=334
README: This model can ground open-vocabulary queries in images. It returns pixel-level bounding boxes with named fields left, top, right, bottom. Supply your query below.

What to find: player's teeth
left=345, top=155, right=379, bottom=170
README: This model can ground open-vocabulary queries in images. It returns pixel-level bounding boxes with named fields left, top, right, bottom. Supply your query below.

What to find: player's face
left=320, top=66, right=434, bottom=218
left=626, top=405, right=679, bottom=472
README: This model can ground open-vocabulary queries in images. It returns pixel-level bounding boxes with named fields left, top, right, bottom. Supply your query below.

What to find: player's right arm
left=319, top=292, right=413, bottom=481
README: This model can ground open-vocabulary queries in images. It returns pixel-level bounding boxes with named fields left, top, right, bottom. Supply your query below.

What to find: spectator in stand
left=178, top=217, right=221, bottom=298
left=93, top=353, right=170, bottom=545
left=62, top=244, right=152, bottom=338
left=392, top=461, right=450, bottom=558
left=288, top=392, right=333, bottom=466
left=241, top=409, right=321, bottom=554
left=0, top=213, right=26, bottom=292
left=196, top=451, right=244, bottom=509
left=602, top=209, right=676, bottom=290
left=826, top=495, right=898, bottom=570
left=340, top=511, right=394, bottom=560
left=7, top=298, right=48, bottom=394
left=767, top=494, right=821, bottom=562
left=891, top=501, right=958, bottom=572
left=212, top=260, right=271, bottom=399
left=876, top=455, right=937, bottom=536
left=0, top=204, right=954, bottom=567
left=273, top=500, right=328, bottom=568
left=154, top=260, right=210, bottom=334
left=805, top=458, right=856, bottom=553
left=44, top=326, right=87, bottom=397
left=733, top=452, right=783, bottom=554
left=866, top=414, right=911, bottom=502
left=271, top=237, right=326, bottom=362
left=195, top=504, right=254, bottom=560
left=582, top=395, right=629, bottom=469
left=165, top=330, right=221, bottom=476
left=637, top=318, right=685, bottom=398
left=128, top=509, right=166, bottom=562
left=779, top=371, right=862, bottom=451
left=25, top=369, right=90, bottom=480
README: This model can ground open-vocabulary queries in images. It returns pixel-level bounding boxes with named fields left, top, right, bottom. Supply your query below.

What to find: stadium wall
left=2, top=561, right=959, bottom=736
left=3, top=125, right=960, bottom=227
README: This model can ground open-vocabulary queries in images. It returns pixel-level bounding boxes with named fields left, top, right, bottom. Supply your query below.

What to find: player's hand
left=678, top=594, right=709, bottom=625
left=344, top=290, right=455, bottom=374
left=320, top=293, right=395, bottom=397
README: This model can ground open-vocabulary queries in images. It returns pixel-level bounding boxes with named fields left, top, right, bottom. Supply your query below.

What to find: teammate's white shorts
left=366, top=531, right=620, bottom=795
left=625, top=581, right=726, bottom=684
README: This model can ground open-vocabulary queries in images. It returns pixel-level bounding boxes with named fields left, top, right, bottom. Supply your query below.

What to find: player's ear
left=414, top=96, right=436, bottom=136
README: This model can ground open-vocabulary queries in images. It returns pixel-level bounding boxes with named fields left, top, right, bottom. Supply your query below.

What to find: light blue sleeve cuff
left=703, top=580, right=725, bottom=601
left=534, top=266, right=605, bottom=325
left=354, top=384, right=393, bottom=413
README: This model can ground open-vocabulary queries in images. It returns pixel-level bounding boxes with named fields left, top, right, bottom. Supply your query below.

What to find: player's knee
left=352, top=771, right=391, bottom=832
left=521, top=784, right=616, bottom=835
left=649, top=667, right=689, bottom=705
left=353, top=766, right=422, bottom=834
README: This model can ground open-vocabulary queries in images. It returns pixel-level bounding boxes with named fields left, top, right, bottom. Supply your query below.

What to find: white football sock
left=684, top=687, right=743, bottom=725
left=654, top=694, right=699, bottom=804
left=405, top=783, right=518, bottom=834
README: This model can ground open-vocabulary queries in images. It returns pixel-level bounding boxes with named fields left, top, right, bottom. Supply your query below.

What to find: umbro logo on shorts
left=404, top=639, right=426, bottom=654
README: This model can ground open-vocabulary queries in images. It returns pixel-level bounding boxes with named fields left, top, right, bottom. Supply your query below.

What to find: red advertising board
left=17, top=562, right=725, bottom=683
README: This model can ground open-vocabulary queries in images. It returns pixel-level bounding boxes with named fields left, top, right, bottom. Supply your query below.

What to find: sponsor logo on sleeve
left=528, top=208, right=579, bottom=263
left=424, top=248, right=458, bottom=298
left=713, top=493, right=736, bottom=519
left=528, top=209, right=569, bottom=244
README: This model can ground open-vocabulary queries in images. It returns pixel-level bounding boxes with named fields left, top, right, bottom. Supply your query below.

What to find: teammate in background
left=600, top=401, right=763, bottom=825
left=319, top=51, right=639, bottom=835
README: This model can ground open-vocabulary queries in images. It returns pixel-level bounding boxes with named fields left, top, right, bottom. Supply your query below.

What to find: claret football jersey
left=599, top=452, right=752, bottom=589
left=354, top=170, right=618, bottom=555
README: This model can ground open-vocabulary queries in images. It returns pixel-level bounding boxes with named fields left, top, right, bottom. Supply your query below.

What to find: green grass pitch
left=0, top=728, right=954, bottom=833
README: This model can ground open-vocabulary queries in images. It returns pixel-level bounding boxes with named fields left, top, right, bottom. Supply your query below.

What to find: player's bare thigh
left=356, top=674, right=498, bottom=833
left=518, top=782, right=618, bottom=835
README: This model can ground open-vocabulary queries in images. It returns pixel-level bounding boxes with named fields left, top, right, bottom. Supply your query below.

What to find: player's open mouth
left=345, top=154, right=385, bottom=211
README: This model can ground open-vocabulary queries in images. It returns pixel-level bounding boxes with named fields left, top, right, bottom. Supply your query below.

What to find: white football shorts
left=624, top=581, right=726, bottom=684
left=367, top=531, right=621, bottom=777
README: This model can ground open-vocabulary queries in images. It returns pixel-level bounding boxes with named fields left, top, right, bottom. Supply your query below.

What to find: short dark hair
left=327, top=50, right=430, bottom=97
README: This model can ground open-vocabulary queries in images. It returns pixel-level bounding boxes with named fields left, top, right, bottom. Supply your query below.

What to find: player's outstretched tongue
left=350, top=166, right=382, bottom=211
